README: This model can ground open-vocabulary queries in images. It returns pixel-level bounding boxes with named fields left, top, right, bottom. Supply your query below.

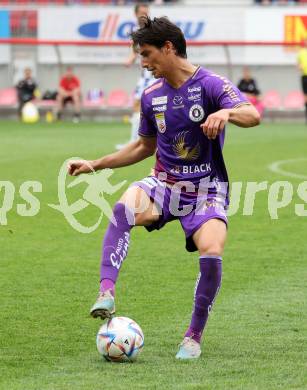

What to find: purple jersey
left=138, top=66, right=249, bottom=194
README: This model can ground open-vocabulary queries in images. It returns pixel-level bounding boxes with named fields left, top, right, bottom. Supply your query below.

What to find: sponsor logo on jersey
left=153, top=104, right=167, bottom=112
left=222, top=83, right=240, bottom=102
left=144, top=81, right=163, bottom=95
left=189, top=104, right=205, bottom=122
left=154, top=113, right=166, bottom=133
left=170, top=162, right=212, bottom=175
left=172, top=95, right=184, bottom=109
left=212, top=74, right=241, bottom=102
left=152, top=96, right=168, bottom=105
left=188, top=92, right=201, bottom=102
left=188, top=85, right=201, bottom=93
left=173, top=131, right=200, bottom=161
left=170, top=166, right=181, bottom=174
left=173, top=95, right=183, bottom=105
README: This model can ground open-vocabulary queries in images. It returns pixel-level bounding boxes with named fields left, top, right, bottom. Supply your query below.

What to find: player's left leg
left=176, top=219, right=227, bottom=359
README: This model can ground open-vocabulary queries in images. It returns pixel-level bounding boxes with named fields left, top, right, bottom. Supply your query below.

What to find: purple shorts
left=133, top=176, right=228, bottom=252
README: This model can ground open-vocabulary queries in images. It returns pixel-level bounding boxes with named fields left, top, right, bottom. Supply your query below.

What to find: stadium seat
left=106, top=89, right=130, bottom=108
left=0, top=88, right=17, bottom=106
left=262, top=90, right=282, bottom=110
left=83, top=97, right=105, bottom=107
left=283, top=91, right=305, bottom=110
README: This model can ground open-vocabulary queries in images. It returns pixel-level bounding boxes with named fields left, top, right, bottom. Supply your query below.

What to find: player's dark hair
left=131, top=16, right=187, bottom=59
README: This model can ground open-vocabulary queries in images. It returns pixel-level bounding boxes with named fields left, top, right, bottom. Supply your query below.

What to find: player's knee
left=120, top=187, right=150, bottom=214
left=112, top=202, right=135, bottom=227
left=197, top=242, right=224, bottom=257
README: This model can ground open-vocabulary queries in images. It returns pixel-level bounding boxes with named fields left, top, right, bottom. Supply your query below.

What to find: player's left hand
left=201, top=109, right=230, bottom=140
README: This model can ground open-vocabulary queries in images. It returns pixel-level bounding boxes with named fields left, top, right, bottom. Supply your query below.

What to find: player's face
left=139, top=43, right=169, bottom=78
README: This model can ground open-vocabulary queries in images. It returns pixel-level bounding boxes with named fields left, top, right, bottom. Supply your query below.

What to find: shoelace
left=179, top=335, right=195, bottom=347
left=97, top=290, right=112, bottom=300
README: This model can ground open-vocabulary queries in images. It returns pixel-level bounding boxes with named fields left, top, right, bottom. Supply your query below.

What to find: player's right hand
left=67, top=160, right=94, bottom=176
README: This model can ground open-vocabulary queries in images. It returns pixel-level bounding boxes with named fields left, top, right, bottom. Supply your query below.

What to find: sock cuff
left=199, top=255, right=222, bottom=262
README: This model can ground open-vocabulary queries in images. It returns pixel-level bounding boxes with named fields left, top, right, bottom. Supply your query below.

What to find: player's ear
left=164, top=41, right=173, bottom=54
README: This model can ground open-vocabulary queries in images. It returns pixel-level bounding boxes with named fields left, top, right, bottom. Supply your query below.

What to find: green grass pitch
left=0, top=120, right=306, bottom=390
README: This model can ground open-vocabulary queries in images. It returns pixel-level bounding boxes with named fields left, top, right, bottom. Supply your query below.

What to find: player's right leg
left=90, top=185, right=160, bottom=319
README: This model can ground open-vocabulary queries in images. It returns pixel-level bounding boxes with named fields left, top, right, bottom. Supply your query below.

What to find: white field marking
left=268, top=158, right=307, bottom=180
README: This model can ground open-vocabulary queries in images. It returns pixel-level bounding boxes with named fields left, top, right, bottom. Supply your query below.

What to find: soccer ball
left=22, top=102, right=39, bottom=123
left=96, top=316, right=144, bottom=363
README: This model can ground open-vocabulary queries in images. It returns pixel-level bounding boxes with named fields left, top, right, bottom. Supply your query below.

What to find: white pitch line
left=268, top=158, right=307, bottom=180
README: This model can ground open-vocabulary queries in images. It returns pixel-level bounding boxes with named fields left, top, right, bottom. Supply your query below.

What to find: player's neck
left=164, top=60, right=198, bottom=89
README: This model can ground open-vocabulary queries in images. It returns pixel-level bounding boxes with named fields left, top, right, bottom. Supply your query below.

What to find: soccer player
left=68, top=17, right=260, bottom=360
left=116, top=3, right=155, bottom=150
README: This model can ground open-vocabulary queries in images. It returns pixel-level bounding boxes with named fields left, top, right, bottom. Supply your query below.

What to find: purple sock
left=185, top=256, right=222, bottom=343
left=99, top=203, right=135, bottom=294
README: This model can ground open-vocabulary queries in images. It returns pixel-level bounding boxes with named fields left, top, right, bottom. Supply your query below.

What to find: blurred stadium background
left=0, top=0, right=307, bottom=121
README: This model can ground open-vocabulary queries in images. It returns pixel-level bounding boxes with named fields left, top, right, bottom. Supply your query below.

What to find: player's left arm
left=201, top=104, right=260, bottom=140
left=228, top=103, right=260, bottom=127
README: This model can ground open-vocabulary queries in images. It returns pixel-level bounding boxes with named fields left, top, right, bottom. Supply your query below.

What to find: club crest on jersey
left=154, top=113, right=166, bottom=133
left=189, top=104, right=204, bottom=122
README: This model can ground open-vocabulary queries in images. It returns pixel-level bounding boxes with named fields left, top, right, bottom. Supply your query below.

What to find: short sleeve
left=138, top=95, right=157, bottom=138
left=208, top=74, right=249, bottom=109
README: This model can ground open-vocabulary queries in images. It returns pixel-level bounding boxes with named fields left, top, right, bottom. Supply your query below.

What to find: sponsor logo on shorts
left=189, top=104, right=205, bottom=122
left=153, top=105, right=167, bottom=112
left=152, top=96, right=168, bottom=105
left=154, top=113, right=166, bottom=133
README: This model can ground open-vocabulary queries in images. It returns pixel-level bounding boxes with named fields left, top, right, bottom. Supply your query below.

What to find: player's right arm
left=67, top=136, right=156, bottom=176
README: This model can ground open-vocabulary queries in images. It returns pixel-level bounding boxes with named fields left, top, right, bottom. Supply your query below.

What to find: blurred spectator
left=237, top=67, right=264, bottom=117
left=55, top=66, right=81, bottom=123
left=116, top=2, right=155, bottom=150
left=297, top=38, right=307, bottom=123
left=16, top=68, right=38, bottom=119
